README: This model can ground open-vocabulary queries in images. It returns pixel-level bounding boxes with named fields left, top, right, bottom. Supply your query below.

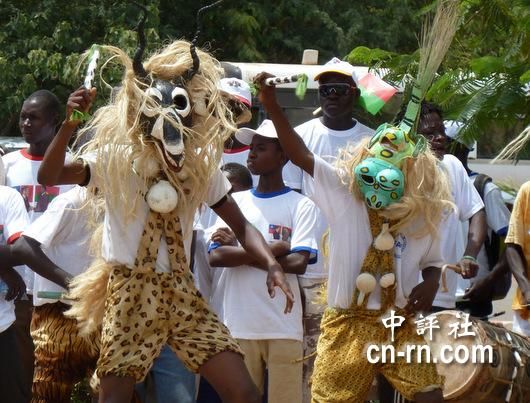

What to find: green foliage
left=347, top=0, right=530, bottom=158
left=0, top=0, right=495, bottom=139
left=0, top=1, right=160, bottom=136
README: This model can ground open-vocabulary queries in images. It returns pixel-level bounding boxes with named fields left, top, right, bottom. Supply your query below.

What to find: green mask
left=368, top=123, right=416, bottom=168
left=354, top=157, right=404, bottom=210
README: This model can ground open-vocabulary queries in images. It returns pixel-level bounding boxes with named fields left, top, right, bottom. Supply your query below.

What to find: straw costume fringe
left=492, top=125, right=530, bottom=163
left=66, top=40, right=236, bottom=334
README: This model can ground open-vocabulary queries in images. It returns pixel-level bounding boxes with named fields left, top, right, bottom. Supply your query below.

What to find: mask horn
left=132, top=2, right=149, bottom=80
left=184, top=0, right=223, bottom=81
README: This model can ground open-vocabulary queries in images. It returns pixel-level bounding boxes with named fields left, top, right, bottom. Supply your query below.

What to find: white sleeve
left=419, top=233, right=444, bottom=270
left=483, top=183, right=510, bottom=235
left=206, top=168, right=231, bottom=207
left=22, top=195, right=74, bottom=248
left=455, top=165, right=484, bottom=221
left=2, top=189, right=29, bottom=243
left=282, top=161, right=303, bottom=190
left=312, top=155, right=351, bottom=224
left=289, top=198, right=318, bottom=263
left=192, top=227, right=213, bottom=301
left=81, top=151, right=102, bottom=189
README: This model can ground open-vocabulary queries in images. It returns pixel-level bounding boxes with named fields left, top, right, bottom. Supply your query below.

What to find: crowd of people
left=0, top=33, right=529, bottom=403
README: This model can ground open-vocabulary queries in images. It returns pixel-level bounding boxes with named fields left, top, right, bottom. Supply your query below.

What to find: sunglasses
left=318, top=83, right=355, bottom=97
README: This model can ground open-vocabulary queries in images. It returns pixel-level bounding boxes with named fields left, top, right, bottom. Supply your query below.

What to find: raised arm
left=212, top=194, right=294, bottom=313
left=254, top=72, right=315, bottom=177
left=38, top=87, right=96, bottom=186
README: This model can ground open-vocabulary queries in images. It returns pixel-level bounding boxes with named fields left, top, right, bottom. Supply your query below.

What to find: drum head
left=425, top=310, right=482, bottom=399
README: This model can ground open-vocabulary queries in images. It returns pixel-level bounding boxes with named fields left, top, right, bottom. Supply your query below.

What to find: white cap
left=235, top=119, right=278, bottom=145
left=444, top=120, right=475, bottom=150
left=218, top=78, right=252, bottom=107
left=314, top=57, right=357, bottom=83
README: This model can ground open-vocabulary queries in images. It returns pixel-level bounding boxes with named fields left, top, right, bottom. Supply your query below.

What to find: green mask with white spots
left=368, top=123, right=416, bottom=168
left=354, top=158, right=405, bottom=210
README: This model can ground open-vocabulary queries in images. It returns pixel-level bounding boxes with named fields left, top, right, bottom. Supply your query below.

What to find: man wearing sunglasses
left=282, top=57, right=374, bottom=403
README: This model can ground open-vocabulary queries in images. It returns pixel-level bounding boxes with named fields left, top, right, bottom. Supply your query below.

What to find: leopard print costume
left=310, top=209, right=444, bottom=402
left=97, top=208, right=242, bottom=381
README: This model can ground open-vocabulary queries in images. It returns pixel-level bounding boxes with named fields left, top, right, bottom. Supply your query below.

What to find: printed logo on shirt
left=268, top=224, right=292, bottom=242
left=13, top=185, right=60, bottom=213
left=394, top=233, right=407, bottom=259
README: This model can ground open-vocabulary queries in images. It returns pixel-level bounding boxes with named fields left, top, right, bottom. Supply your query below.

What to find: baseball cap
left=218, top=78, right=252, bottom=108
left=235, top=119, right=278, bottom=145
left=444, top=120, right=475, bottom=151
left=314, top=57, right=357, bottom=83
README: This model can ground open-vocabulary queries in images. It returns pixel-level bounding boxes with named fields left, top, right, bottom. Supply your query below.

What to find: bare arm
left=464, top=252, right=509, bottom=301
left=209, top=244, right=309, bottom=275
left=212, top=195, right=294, bottom=312
left=38, top=87, right=95, bottom=186
left=458, top=208, right=487, bottom=278
left=506, top=243, right=530, bottom=304
left=254, top=72, right=315, bottom=176
left=405, top=266, right=441, bottom=314
left=11, top=236, right=72, bottom=289
left=0, top=245, right=28, bottom=301
left=208, top=240, right=289, bottom=268
left=275, top=251, right=309, bottom=275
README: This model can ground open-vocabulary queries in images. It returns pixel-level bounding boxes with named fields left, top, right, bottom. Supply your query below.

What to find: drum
left=426, top=310, right=530, bottom=402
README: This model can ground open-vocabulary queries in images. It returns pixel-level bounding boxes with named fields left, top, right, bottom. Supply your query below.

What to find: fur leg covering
left=65, top=259, right=112, bottom=336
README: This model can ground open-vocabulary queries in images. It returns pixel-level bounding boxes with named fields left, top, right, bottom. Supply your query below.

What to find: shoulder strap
left=473, top=173, right=492, bottom=200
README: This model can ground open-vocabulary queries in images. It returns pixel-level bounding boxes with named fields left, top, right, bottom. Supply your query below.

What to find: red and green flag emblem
left=358, top=73, right=397, bottom=115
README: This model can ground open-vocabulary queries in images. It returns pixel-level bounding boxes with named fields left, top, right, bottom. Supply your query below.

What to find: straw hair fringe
left=417, top=0, right=461, bottom=95
left=335, top=138, right=454, bottom=238
left=492, top=125, right=530, bottom=163
left=65, top=259, right=112, bottom=336
left=75, top=40, right=236, bottom=229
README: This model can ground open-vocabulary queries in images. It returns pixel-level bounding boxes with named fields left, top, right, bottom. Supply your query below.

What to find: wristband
left=462, top=255, right=477, bottom=263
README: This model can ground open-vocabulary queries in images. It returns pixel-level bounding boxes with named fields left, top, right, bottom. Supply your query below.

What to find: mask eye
left=361, top=174, right=375, bottom=185
left=146, top=87, right=163, bottom=102
left=141, top=87, right=163, bottom=117
left=171, top=87, right=191, bottom=117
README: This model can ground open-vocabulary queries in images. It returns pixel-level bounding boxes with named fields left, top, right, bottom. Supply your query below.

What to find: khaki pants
left=298, top=277, right=326, bottom=403
left=237, top=339, right=303, bottom=403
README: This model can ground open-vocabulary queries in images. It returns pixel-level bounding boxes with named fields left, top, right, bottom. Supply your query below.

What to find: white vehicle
left=222, top=53, right=528, bottom=190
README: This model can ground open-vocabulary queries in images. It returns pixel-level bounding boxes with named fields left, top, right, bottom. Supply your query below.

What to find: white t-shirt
left=282, top=118, right=373, bottom=279
left=2, top=149, right=74, bottom=290
left=210, top=187, right=318, bottom=341
left=433, top=155, right=484, bottom=308
left=456, top=175, right=510, bottom=297
left=24, top=186, right=94, bottom=306
left=311, top=155, right=444, bottom=310
left=85, top=156, right=231, bottom=272
left=221, top=147, right=258, bottom=187
left=0, top=186, right=29, bottom=332
left=192, top=217, right=225, bottom=316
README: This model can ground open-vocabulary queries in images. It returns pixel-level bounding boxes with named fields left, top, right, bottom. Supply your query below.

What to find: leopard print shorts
left=96, top=265, right=242, bottom=382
